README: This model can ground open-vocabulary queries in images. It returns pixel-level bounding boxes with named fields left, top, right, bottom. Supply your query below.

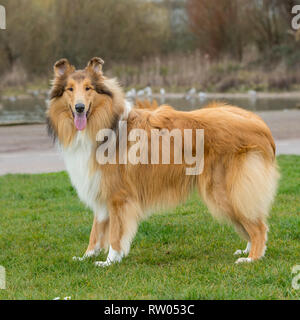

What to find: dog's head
left=50, top=57, right=113, bottom=131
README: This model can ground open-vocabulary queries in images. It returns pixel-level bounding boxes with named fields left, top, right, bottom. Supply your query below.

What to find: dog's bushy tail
left=228, top=152, right=280, bottom=222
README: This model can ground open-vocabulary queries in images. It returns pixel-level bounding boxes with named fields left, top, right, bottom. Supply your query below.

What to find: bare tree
left=186, top=0, right=246, bottom=60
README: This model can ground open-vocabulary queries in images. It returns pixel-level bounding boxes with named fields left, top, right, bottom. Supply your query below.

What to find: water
left=0, top=97, right=47, bottom=125
left=0, top=95, right=299, bottom=125
left=156, top=96, right=300, bottom=112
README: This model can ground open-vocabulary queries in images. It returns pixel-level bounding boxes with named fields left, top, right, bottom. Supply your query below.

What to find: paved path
left=0, top=124, right=64, bottom=175
left=0, top=110, right=300, bottom=175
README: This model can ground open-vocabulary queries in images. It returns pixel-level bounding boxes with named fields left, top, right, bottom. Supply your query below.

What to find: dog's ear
left=86, top=57, right=104, bottom=75
left=53, top=58, right=74, bottom=77
left=86, top=57, right=112, bottom=97
left=50, top=59, right=74, bottom=99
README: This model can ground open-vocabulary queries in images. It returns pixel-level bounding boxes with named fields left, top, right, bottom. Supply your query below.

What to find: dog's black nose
left=75, top=103, right=85, bottom=113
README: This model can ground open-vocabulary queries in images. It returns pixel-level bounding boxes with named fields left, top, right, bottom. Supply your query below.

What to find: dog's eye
left=86, top=87, right=91, bottom=91
left=67, top=88, right=73, bottom=92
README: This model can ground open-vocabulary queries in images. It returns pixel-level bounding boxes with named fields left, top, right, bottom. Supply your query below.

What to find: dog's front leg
left=73, top=206, right=109, bottom=261
left=94, top=245, right=124, bottom=267
left=95, top=198, right=140, bottom=267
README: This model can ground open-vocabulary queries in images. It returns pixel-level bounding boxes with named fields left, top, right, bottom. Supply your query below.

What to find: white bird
left=8, top=96, right=17, bottom=102
left=248, top=90, right=257, bottom=96
left=185, top=87, right=196, bottom=100
left=144, top=86, right=152, bottom=97
left=198, top=91, right=207, bottom=101
left=160, top=88, right=165, bottom=95
left=187, top=88, right=196, bottom=95
left=248, top=90, right=257, bottom=105
left=125, top=88, right=136, bottom=98
left=137, top=89, right=145, bottom=97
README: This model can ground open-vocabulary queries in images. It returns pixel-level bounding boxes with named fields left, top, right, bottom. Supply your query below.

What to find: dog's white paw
left=234, top=249, right=243, bottom=256
left=72, top=249, right=100, bottom=261
left=72, top=256, right=85, bottom=261
left=94, top=260, right=113, bottom=267
left=235, top=257, right=253, bottom=264
left=94, top=246, right=124, bottom=267
left=234, top=242, right=251, bottom=256
left=234, top=248, right=249, bottom=256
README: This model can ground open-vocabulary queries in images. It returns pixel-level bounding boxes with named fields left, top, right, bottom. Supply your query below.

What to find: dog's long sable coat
left=47, top=57, right=279, bottom=266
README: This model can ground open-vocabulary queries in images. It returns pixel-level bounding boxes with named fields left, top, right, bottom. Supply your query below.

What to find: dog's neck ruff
left=59, top=99, right=132, bottom=214
left=61, top=131, right=102, bottom=212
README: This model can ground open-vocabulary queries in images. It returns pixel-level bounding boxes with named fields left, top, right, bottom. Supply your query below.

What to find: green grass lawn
left=0, top=155, right=299, bottom=300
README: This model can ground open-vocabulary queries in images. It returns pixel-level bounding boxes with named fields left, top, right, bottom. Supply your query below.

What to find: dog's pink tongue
left=74, top=113, right=87, bottom=131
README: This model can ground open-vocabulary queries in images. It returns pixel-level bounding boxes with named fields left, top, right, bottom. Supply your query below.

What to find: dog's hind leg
left=95, top=197, right=141, bottom=267
left=227, top=153, right=278, bottom=263
left=232, top=221, right=251, bottom=256
left=235, top=219, right=268, bottom=263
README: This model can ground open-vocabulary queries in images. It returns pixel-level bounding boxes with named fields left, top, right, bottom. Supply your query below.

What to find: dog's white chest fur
left=61, top=131, right=101, bottom=213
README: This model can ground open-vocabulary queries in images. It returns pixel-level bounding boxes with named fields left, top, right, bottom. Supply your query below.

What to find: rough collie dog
left=47, top=57, right=279, bottom=266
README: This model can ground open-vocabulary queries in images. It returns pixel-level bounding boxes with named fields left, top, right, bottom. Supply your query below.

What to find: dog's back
left=120, top=103, right=279, bottom=263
